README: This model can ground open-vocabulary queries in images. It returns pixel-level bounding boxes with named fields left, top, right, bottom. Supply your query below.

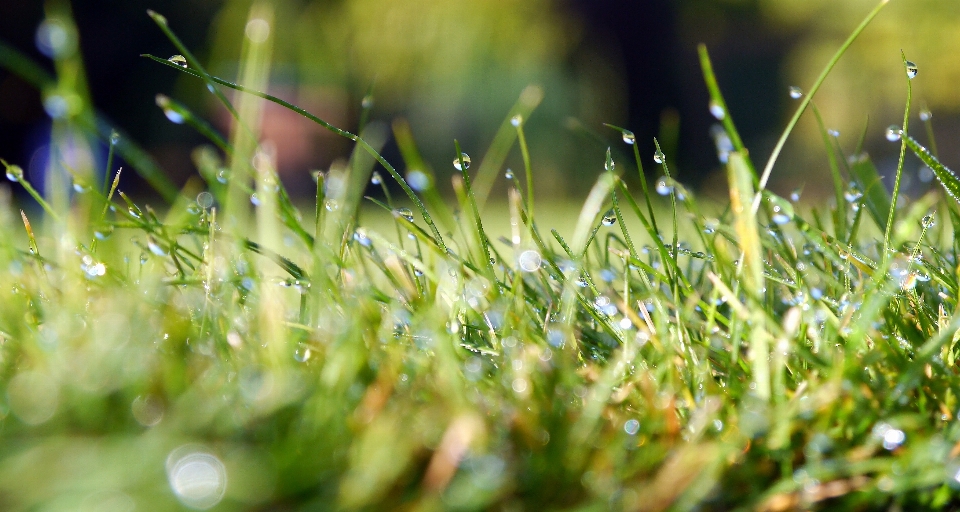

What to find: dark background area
left=1, top=0, right=927, bottom=202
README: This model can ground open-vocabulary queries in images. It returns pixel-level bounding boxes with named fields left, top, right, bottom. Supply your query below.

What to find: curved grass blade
left=753, top=0, right=892, bottom=211
left=902, top=134, right=960, bottom=204
left=141, top=53, right=445, bottom=251
left=848, top=153, right=891, bottom=233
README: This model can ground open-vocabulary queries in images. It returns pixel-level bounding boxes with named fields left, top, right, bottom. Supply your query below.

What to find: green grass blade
left=754, top=0, right=891, bottom=208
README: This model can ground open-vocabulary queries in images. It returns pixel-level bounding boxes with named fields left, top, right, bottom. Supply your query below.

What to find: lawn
left=3, top=0, right=960, bottom=510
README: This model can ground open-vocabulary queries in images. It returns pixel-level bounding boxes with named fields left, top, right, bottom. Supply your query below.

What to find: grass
left=5, top=0, right=960, bottom=510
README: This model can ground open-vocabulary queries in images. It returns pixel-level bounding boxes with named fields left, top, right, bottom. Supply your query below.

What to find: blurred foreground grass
left=5, top=1, right=960, bottom=510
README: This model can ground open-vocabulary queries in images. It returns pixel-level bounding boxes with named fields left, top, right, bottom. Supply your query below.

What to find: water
left=43, top=95, right=69, bottom=118
left=604, top=147, right=615, bottom=172
left=196, top=191, right=214, bottom=209
left=166, top=447, right=227, bottom=509
left=517, top=250, right=542, bottom=272
left=5, top=165, right=23, bottom=182
left=621, top=130, right=636, bottom=145
left=510, top=114, right=522, bottom=127
left=601, top=210, right=616, bottom=226
left=919, top=109, right=932, bottom=122
left=788, top=86, right=803, bottom=99
left=653, top=150, right=665, bottom=164
left=504, top=169, right=514, bottom=180
left=406, top=170, right=429, bottom=191
left=110, top=131, right=120, bottom=145
left=36, top=19, right=75, bottom=58
left=163, top=108, right=185, bottom=124
left=885, top=125, right=902, bottom=142
left=843, top=184, right=862, bottom=203
left=655, top=178, right=671, bottom=196
left=708, top=99, right=725, bottom=120
left=216, top=170, right=230, bottom=184
left=168, top=54, right=188, bottom=68
left=361, top=95, right=374, bottom=109
left=453, top=153, right=471, bottom=171
left=147, top=237, right=169, bottom=256
left=370, top=171, right=382, bottom=185
left=293, top=344, right=312, bottom=362
left=905, top=60, right=918, bottom=79
left=394, top=207, right=414, bottom=222
left=828, top=129, right=840, bottom=138
left=922, top=214, right=935, bottom=229
left=623, top=419, right=640, bottom=435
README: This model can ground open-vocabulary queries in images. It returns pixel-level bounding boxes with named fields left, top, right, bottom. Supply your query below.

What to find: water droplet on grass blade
left=504, top=169, right=514, bottom=180
left=919, top=109, right=932, bottom=121
left=5, top=165, right=23, bottom=182
left=656, top=178, right=671, bottom=196
left=147, top=237, right=168, bottom=256
left=905, top=60, right=918, bottom=79
left=653, top=150, right=665, bottom=164
left=168, top=54, right=187, bottom=68
left=293, top=344, right=312, bottom=362
left=601, top=210, right=616, bottom=226
left=110, top=131, right=120, bottom=145
left=843, top=183, right=863, bottom=203
left=361, top=95, right=374, bottom=109
left=510, top=114, right=522, bottom=127
left=394, top=207, right=414, bottom=221
left=370, top=171, right=382, bottom=185
left=922, top=214, right=935, bottom=229
left=885, top=125, right=902, bottom=142
left=788, top=86, right=803, bottom=99
left=216, top=169, right=230, bottom=183
left=621, top=130, right=635, bottom=145
left=708, top=99, right=725, bottom=120
left=453, top=153, right=471, bottom=171
left=828, top=129, right=840, bottom=138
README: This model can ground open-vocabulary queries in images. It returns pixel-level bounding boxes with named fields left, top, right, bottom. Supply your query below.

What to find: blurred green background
left=0, top=0, right=957, bottom=203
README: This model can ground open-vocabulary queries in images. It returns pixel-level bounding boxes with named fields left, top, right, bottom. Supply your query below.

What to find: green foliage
left=3, top=1, right=960, bottom=510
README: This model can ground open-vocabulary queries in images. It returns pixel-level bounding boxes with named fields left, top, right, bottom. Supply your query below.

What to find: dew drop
left=504, top=169, right=514, bottom=180
left=510, top=114, right=522, bottom=127
left=601, top=210, right=616, bottom=226
left=655, top=178, right=671, bottom=196
left=5, top=165, right=23, bottom=182
left=361, top=95, right=374, bottom=109
left=604, top=147, right=615, bottom=172
left=621, top=130, right=636, bottom=145
left=708, top=100, right=725, bottom=120
left=905, top=61, right=918, bottom=80
left=394, top=207, right=414, bottom=222
left=249, top=193, right=260, bottom=206
left=790, top=189, right=801, bottom=202
left=168, top=55, right=188, bottom=68
left=788, top=86, right=803, bottom=99
left=843, top=184, right=863, bottom=203
left=406, top=170, right=429, bottom=191
left=196, top=191, right=214, bottom=209
left=324, top=200, right=339, bottom=211
left=919, top=109, right=932, bottom=122
left=828, top=129, right=840, bottom=138
left=653, top=150, right=665, bottom=164
left=216, top=169, right=230, bottom=184
left=885, top=125, right=902, bottom=142
left=370, top=171, right=382, bottom=185
left=518, top=250, right=542, bottom=272
left=147, top=237, right=168, bottom=256
left=453, top=153, right=471, bottom=171
left=293, top=344, right=312, bottom=362
left=109, top=131, right=120, bottom=145
left=922, top=214, right=935, bottom=229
